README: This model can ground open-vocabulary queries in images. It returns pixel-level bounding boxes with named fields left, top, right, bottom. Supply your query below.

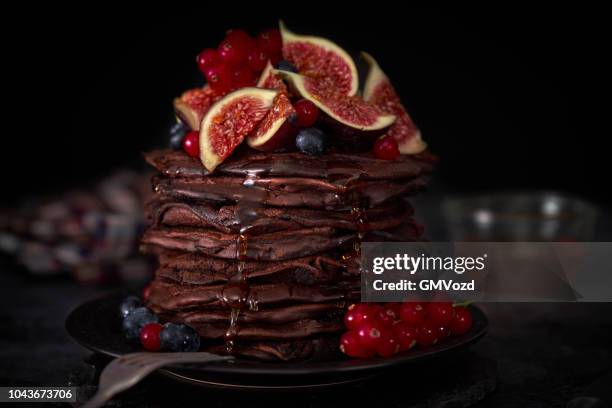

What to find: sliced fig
left=250, top=61, right=296, bottom=152
left=256, top=61, right=288, bottom=94
left=276, top=70, right=396, bottom=142
left=247, top=92, right=296, bottom=152
left=199, top=87, right=278, bottom=171
left=280, top=21, right=358, bottom=96
left=173, top=85, right=222, bottom=130
left=362, top=52, right=427, bottom=154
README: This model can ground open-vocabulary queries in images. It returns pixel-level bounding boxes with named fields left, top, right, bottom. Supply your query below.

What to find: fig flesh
left=173, top=85, right=222, bottom=131
left=280, top=21, right=358, bottom=96
left=199, top=87, right=278, bottom=171
left=276, top=70, right=396, bottom=142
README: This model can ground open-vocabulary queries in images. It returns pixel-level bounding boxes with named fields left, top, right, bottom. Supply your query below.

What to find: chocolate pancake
left=145, top=149, right=436, bottom=181
left=146, top=198, right=414, bottom=234
left=141, top=226, right=355, bottom=261
left=164, top=316, right=344, bottom=341
left=141, top=218, right=423, bottom=261
left=155, top=252, right=359, bottom=286
left=151, top=173, right=427, bottom=209
left=147, top=280, right=359, bottom=312
left=171, top=302, right=346, bottom=325
left=156, top=297, right=349, bottom=340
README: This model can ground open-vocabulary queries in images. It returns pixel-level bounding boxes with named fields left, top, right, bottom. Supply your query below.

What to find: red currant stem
left=452, top=301, right=473, bottom=308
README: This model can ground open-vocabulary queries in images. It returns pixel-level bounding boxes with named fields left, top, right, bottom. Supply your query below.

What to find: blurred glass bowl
left=440, top=192, right=598, bottom=241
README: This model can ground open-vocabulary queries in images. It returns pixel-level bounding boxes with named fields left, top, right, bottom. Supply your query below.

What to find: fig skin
left=174, top=99, right=199, bottom=130
left=249, top=120, right=298, bottom=152
left=318, top=114, right=391, bottom=150
left=361, top=52, right=427, bottom=155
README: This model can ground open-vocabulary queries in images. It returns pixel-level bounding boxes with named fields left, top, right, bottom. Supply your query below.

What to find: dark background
left=3, top=5, right=594, bottom=206
left=2, top=8, right=612, bottom=405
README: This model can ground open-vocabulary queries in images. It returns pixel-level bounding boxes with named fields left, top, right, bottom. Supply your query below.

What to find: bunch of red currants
left=196, top=28, right=282, bottom=94
left=340, top=301, right=473, bottom=358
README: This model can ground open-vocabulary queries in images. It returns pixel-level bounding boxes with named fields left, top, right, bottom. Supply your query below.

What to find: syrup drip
left=332, top=173, right=368, bottom=307
left=222, top=171, right=262, bottom=353
left=224, top=307, right=240, bottom=352
left=337, top=173, right=369, bottom=266
left=350, top=202, right=368, bottom=269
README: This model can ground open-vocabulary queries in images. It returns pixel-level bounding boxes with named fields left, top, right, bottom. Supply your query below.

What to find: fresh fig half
left=256, top=61, right=288, bottom=94
left=247, top=92, right=296, bottom=152
left=199, top=87, right=278, bottom=171
left=173, top=85, right=222, bottom=130
left=362, top=52, right=427, bottom=154
left=276, top=70, right=396, bottom=142
left=279, top=20, right=358, bottom=96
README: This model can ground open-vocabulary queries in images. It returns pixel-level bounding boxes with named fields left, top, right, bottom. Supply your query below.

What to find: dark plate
left=66, top=293, right=488, bottom=390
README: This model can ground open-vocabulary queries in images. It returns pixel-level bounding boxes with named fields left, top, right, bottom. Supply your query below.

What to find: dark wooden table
left=1, top=259, right=612, bottom=407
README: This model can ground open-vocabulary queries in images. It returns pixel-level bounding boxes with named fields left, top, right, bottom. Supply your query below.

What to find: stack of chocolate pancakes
left=142, top=148, right=436, bottom=361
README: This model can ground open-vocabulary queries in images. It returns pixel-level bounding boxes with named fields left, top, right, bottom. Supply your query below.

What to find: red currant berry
left=196, top=48, right=221, bottom=74
left=340, top=331, right=374, bottom=358
left=225, top=29, right=253, bottom=46
left=417, top=323, right=439, bottom=347
left=142, top=283, right=152, bottom=301
left=294, top=99, right=319, bottom=127
left=247, top=46, right=268, bottom=72
left=218, top=35, right=249, bottom=66
left=205, top=64, right=233, bottom=94
left=355, top=321, right=384, bottom=351
left=182, top=131, right=200, bottom=157
left=377, top=329, right=400, bottom=358
left=450, top=307, right=473, bottom=336
left=257, top=28, right=282, bottom=57
left=375, top=305, right=396, bottom=327
left=385, top=303, right=402, bottom=322
left=231, top=66, right=255, bottom=89
left=392, top=322, right=417, bottom=352
left=140, top=322, right=162, bottom=351
left=426, top=302, right=455, bottom=326
left=344, top=303, right=378, bottom=330
left=399, top=302, right=426, bottom=326
left=373, top=135, right=400, bottom=160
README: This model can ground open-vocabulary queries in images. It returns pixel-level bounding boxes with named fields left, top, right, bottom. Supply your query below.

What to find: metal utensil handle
left=81, top=352, right=232, bottom=408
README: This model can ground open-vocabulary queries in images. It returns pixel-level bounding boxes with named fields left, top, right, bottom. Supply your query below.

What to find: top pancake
left=145, top=149, right=436, bottom=182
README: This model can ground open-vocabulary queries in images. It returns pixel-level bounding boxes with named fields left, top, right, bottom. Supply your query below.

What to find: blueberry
left=160, top=323, right=201, bottom=352
left=276, top=60, right=297, bottom=73
left=296, top=128, right=326, bottom=156
left=122, top=307, right=158, bottom=341
left=169, top=122, right=188, bottom=150
left=119, top=295, right=142, bottom=318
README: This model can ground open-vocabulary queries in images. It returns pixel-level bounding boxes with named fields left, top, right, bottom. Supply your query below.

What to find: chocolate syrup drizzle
left=220, top=160, right=370, bottom=354
left=222, top=171, right=261, bottom=352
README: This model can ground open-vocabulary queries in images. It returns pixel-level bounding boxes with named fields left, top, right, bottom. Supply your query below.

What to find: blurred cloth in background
left=0, top=170, right=155, bottom=284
